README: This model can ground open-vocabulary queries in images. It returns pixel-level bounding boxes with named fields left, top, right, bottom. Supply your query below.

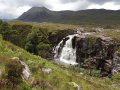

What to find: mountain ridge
left=18, top=7, right=120, bottom=24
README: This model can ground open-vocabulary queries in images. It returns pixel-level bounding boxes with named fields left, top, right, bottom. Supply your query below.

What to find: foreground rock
left=11, top=57, right=31, bottom=80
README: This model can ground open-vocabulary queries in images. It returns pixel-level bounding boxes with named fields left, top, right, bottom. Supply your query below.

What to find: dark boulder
left=76, top=35, right=116, bottom=76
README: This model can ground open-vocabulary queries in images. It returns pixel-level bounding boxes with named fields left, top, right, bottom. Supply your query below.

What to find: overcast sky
left=0, top=0, right=120, bottom=19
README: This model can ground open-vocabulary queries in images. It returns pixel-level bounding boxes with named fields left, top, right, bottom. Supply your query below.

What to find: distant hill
left=18, top=7, right=120, bottom=24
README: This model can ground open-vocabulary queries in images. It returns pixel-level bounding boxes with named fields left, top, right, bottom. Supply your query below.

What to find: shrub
left=5, top=59, right=24, bottom=87
left=25, top=27, right=52, bottom=58
left=37, top=42, right=51, bottom=50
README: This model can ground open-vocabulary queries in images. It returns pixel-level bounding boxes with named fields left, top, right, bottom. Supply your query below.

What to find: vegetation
left=5, top=59, right=24, bottom=89
left=0, top=33, right=120, bottom=90
left=0, top=18, right=120, bottom=90
left=0, top=20, right=53, bottom=59
left=0, top=20, right=32, bottom=48
left=25, top=27, right=52, bottom=58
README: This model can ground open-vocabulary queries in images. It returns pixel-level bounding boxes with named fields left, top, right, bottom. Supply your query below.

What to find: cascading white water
left=54, top=40, right=63, bottom=59
left=54, top=34, right=78, bottom=65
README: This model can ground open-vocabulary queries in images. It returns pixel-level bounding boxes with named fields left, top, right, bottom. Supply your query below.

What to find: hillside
left=0, top=20, right=120, bottom=90
left=0, top=27, right=120, bottom=90
left=18, top=7, right=120, bottom=25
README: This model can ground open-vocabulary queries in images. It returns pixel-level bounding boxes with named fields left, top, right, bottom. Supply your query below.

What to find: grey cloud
left=60, top=0, right=120, bottom=4
left=1, top=0, right=49, bottom=7
left=60, top=0, right=79, bottom=3
left=88, top=0, right=120, bottom=4
left=0, top=11, right=15, bottom=19
left=0, top=0, right=51, bottom=19
left=88, top=0, right=110, bottom=4
left=0, top=0, right=120, bottom=19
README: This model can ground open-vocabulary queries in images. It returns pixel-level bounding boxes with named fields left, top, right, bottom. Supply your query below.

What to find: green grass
left=0, top=34, right=120, bottom=90
left=1, top=20, right=120, bottom=89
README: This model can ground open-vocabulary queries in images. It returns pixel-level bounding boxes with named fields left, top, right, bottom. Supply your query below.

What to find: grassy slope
left=0, top=33, right=120, bottom=90
left=2, top=20, right=119, bottom=89
left=8, top=20, right=79, bottom=32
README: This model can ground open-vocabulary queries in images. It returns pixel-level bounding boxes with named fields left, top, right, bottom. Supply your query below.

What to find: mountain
left=18, top=7, right=120, bottom=24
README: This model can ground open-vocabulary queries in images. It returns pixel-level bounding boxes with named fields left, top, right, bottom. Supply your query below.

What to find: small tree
left=25, top=28, right=50, bottom=57
left=25, top=29, right=39, bottom=54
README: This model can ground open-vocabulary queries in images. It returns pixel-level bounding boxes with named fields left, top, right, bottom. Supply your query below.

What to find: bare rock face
left=76, top=35, right=116, bottom=76
left=48, top=29, right=75, bottom=46
left=113, top=52, right=120, bottom=72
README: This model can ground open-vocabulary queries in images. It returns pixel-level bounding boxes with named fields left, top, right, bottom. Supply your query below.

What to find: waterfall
left=54, top=34, right=78, bottom=65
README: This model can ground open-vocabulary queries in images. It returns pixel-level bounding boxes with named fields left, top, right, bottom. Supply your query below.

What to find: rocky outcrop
left=11, top=57, right=31, bottom=80
left=53, top=29, right=119, bottom=76
left=113, top=52, right=120, bottom=72
left=76, top=35, right=116, bottom=76
left=48, top=29, right=75, bottom=59
left=48, top=29, right=75, bottom=46
left=48, top=29, right=120, bottom=76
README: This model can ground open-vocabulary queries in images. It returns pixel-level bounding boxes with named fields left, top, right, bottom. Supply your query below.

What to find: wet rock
left=76, top=35, right=116, bottom=76
left=48, top=29, right=75, bottom=59
left=53, top=30, right=118, bottom=76
left=48, top=29, right=75, bottom=46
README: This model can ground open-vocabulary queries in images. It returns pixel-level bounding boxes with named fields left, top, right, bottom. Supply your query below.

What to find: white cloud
left=46, top=0, right=75, bottom=11
left=88, top=2, right=120, bottom=10
left=0, top=0, right=120, bottom=19
left=46, top=0, right=89, bottom=11
left=16, top=6, right=31, bottom=16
